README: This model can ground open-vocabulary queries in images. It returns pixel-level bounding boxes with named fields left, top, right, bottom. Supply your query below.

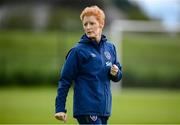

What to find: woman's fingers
left=54, top=112, right=67, bottom=122
left=110, top=64, right=119, bottom=76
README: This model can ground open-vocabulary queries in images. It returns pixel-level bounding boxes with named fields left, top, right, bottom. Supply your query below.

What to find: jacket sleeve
left=55, top=47, right=79, bottom=113
left=109, top=44, right=122, bottom=82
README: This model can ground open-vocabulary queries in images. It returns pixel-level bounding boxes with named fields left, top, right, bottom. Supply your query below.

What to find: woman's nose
left=86, top=24, right=91, bottom=29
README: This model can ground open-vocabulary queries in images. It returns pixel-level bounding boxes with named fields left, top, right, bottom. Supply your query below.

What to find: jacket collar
left=79, top=34, right=107, bottom=46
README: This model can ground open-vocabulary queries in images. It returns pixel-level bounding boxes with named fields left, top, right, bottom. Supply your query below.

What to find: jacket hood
left=79, top=34, right=107, bottom=44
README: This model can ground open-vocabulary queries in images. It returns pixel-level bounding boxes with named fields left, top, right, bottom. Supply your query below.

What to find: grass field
left=0, top=87, right=179, bottom=124
left=0, top=31, right=180, bottom=124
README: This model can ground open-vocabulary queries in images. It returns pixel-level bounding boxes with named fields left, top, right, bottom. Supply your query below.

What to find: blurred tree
left=0, top=0, right=154, bottom=87
left=0, top=0, right=149, bottom=30
left=112, top=0, right=149, bottom=20
left=53, top=0, right=104, bottom=9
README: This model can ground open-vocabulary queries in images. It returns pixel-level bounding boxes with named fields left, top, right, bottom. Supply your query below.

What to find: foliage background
left=0, top=0, right=180, bottom=124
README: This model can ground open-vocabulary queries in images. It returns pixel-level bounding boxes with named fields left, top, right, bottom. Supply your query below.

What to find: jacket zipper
left=99, top=45, right=108, bottom=115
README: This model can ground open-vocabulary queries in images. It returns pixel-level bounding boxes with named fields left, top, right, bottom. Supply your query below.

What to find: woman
left=55, top=5, right=122, bottom=124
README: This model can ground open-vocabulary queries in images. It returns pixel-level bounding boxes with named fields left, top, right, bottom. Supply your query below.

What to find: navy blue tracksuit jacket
left=55, top=34, right=122, bottom=117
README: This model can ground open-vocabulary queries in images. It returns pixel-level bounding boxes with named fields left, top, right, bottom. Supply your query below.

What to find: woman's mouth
left=87, top=31, right=93, bottom=34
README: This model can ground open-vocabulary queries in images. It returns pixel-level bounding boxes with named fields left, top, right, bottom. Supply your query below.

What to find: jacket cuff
left=109, top=70, right=122, bottom=82
left=56, top=108, right=67, bottom=113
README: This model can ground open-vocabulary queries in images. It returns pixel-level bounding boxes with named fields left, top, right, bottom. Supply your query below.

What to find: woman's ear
left=100, top=23, right=104, bottom=29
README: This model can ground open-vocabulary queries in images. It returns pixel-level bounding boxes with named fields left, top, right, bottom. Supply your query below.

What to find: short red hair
left=80, top=5, right=105, bottom=27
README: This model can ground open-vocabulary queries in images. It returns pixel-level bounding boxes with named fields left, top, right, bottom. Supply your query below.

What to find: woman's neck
left=95, top=35, right=101, bottom=43
left=91, top=34, right=101, bottom=43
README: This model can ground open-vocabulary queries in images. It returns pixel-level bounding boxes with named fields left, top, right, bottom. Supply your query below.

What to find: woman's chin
left=87, top=35, right=95, bottom=39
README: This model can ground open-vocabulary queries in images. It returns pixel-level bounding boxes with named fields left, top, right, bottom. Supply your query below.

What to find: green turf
left=0, top=87, right=179, bottom=124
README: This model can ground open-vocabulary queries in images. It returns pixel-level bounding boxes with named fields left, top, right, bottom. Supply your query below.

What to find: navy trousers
left=76, top=115, right=109, bottom=125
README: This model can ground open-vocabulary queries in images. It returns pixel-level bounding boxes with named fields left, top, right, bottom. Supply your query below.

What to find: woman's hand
left=110, top=64, right=119, bottom=76
left=54, top=112, right=67, bottom=123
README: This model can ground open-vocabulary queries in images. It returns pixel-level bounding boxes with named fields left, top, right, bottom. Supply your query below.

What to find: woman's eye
left=90, top=22, right=94, bottom=25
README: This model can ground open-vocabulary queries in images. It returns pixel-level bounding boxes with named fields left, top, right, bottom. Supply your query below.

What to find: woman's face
left=82, top=15, right=103, bottom=41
